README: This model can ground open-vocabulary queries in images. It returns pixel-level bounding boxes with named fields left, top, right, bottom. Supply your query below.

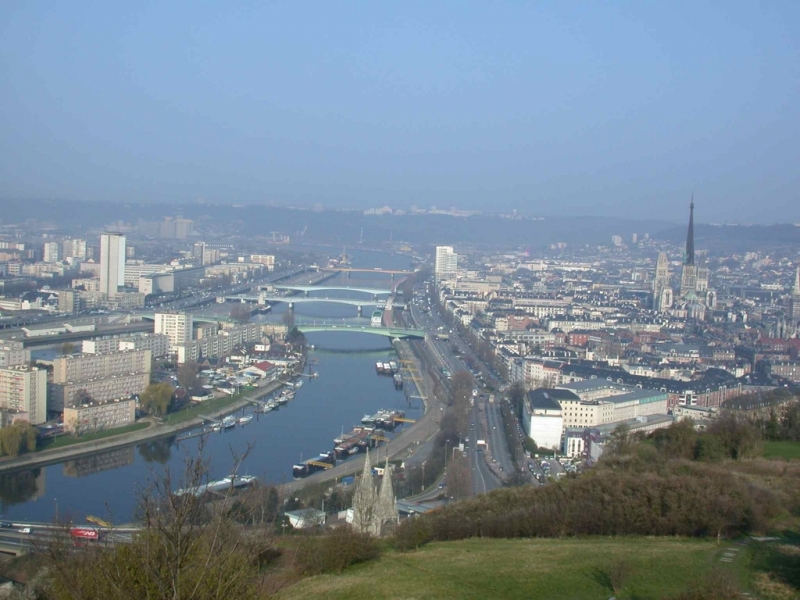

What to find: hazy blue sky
left=1, top=2, right=798, bottom=222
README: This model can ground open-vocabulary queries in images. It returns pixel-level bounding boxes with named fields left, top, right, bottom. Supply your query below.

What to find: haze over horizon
left=1, top=2, right=799, bottom=223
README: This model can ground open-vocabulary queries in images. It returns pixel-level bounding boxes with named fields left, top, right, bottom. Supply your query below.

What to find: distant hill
left=5, top=198, right=799, bottom=250
left=0, top=199, right=671, bottom=248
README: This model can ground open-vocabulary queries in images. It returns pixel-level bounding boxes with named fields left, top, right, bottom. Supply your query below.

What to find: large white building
left=556, top=381, right=669, bottom=428
left=0, top=365, right=48, bottom=425
left=522, top=388, right=571, bottom=450
left=435, top=246, right=458, bottom=284
left=155, top=312, right=194, bottom=349
left=99, top=233, right=126, bottom=295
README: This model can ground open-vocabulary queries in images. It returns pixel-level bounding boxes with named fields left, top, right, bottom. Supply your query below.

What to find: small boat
left=238, top=415, right=253, bottom=425
left=211, top=424, right=221, bottom=432
left=222, top=416, right=237, bottom=429
left=293, top=380, right=303, bottom=388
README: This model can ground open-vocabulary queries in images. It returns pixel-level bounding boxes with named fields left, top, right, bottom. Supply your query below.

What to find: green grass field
left=36, top=421, right=151, bottom=451
left=762, top=441, right=800, bottom=460
left=276, top=537, right=752, bottom=600
left=163, top=394, right=246, bottom=425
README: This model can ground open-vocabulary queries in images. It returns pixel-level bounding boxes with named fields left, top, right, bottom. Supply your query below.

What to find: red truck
left=70, top=527, right=99, bottom=540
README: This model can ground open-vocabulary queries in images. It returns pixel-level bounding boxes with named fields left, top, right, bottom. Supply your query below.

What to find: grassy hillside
left=275, top=537, right=752, bottom=600
left=762, top=441, right=800, bottom=460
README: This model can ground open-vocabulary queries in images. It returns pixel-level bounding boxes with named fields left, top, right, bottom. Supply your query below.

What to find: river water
left=0, top=248, right=420, bottom=524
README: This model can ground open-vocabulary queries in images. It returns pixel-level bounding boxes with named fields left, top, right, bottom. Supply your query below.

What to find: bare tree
left=41, top=439, right=279, bottom=600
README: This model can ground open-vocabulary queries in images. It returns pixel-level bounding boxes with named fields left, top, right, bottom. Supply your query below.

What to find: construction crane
left=86, top=515, right=113, bottom=528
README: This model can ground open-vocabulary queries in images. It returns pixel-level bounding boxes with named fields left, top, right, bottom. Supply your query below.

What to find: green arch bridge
left=296, top=324, right=425, bottom=339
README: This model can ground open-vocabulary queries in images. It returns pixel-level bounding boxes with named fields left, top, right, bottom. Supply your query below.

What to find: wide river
left=0, top=247, right=421, bottom=524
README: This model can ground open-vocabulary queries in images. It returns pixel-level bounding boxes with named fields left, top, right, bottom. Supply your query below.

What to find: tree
left=60, top=342, right=76, bottom=356
left=508, top=381, right=526, bottom=420
left=607, top=423, right=632, bottom=456
left=177, top=361, right=200, bottom=391
left=229, top=303, right=252, bottom=324
left=139, top=383, right=174, bottom=417
left=74, top=389, right=93, bottom=405
left=43, top=442, right=279, bottom=600
left=706, top=413, right=761, bottom=460
left=285, top=326, right=306, bottom=351
left=0, top=421, right=37, bottom=458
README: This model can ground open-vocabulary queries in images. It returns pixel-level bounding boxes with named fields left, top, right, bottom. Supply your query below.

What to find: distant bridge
left=320, top=267, right=414, bottom=276
left=140, top=312, right=237, bottom=325
left=272, top=285, right=393, bottom=297
left=225, top=295, right=384, bottom=308
left=296, top=324, right=425, bottom=340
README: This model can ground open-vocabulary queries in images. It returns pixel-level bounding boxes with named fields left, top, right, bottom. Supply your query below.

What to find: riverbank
left=279, top=336, right=440, bottom=495
left=0, top=379, right=287, bottom=475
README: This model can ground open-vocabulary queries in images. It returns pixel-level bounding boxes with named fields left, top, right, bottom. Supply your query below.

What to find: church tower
left=791, top=265, right=800, bottom=329
left=653, top=252, right=670, bottom=311
left=679, top=200, right=698, bottom=298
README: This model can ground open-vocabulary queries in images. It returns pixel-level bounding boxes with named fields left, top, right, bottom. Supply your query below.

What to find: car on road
left=0, top=522, right=13, bottom=528
left=18, top=527, right=31, bottom=534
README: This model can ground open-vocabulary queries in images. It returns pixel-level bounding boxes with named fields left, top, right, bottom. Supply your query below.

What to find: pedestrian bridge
left=296, top=324, right=425, bottom=339
left=273, top=285, right=393, bottom=296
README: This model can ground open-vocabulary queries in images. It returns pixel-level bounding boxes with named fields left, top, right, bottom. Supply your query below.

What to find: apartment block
left=0, top=342, right=29, bottom=367
left=49, top=372, right=150, bottom=412
left=155, top=312, right=193, bottom=348
left=0, top=365, right=47, bottom=425
left=83, top=333, right=169, bottom=358
left=176, top=323, right=261, bottom=364
left=52, top=350, right=151, bottom=384
left=250, top=255, right=275, bottom=270
left=63, top=397, right=136, bottom=434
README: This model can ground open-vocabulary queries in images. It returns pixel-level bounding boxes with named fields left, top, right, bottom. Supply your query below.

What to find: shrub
left=392, top=517, right=433, bottom=552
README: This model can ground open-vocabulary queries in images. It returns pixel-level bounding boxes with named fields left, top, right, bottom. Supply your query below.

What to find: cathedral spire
left=684, top=197, right=695, bottom=266
left=794, top=264, right=800, bottom=296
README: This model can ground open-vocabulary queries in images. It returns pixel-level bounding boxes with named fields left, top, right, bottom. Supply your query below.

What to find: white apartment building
left=155, top=313, right=194, bottom=348
left=83, top=333, right=169, bottom=358
left=176, top=323, right=261, bottom=364
left=524, top=358, right=563, bottom=388
left=250, top=255, right=275, bottom=270
left=63, top=397, right=136, bottom=433
left=43, top=242, right=60, bottom=263
left=0, top=342, right=29, bottom=367
left=100, top=233, right=126, bottom=295
left=62, top=238, right=87, bottom=259
left=49, top=372, right=150, bottom=412
left=51, top=350, right=151, bottom=384
left=435, top=246, right=458, bottom=284
left=0, top=365, right=47, bottom=425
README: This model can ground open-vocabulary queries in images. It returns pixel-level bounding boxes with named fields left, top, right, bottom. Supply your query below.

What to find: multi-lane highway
left=401, top=280, right=515, bottom=496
